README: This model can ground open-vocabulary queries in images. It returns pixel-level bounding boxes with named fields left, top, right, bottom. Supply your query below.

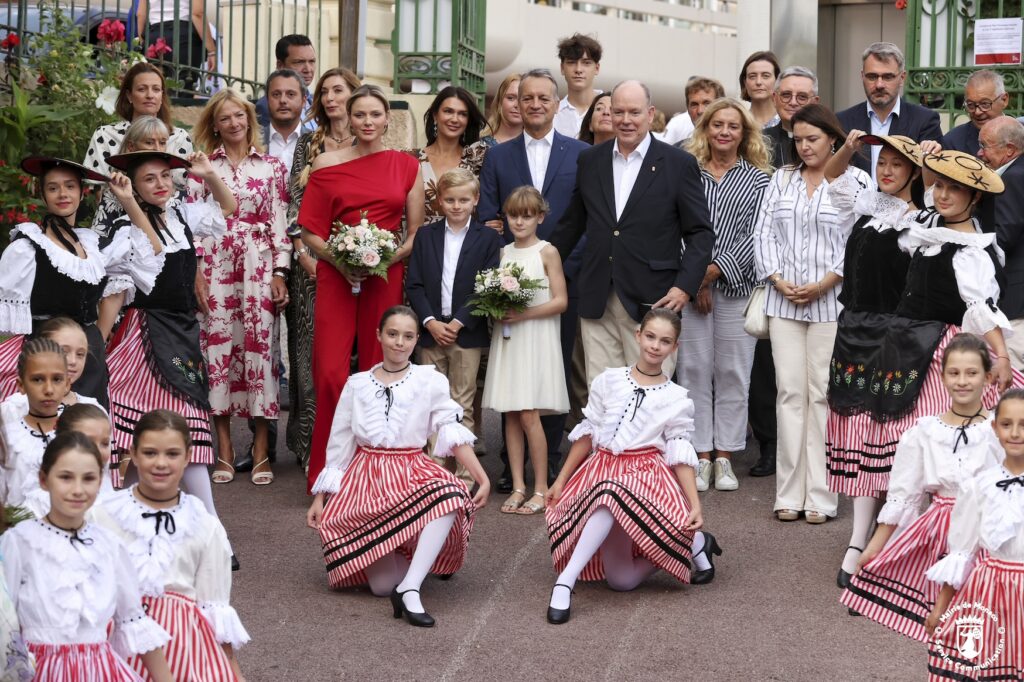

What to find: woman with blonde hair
left=481, top=73, right=521, bottom=147
left=190, top=89, right=292, bottom=486
left=285, top=66, right=361, bottom=470
left=679, top=98, right=771, bottom=493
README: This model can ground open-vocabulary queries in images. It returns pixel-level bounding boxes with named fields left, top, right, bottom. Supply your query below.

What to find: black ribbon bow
left=41, top=213, right=81, bottom=254
left=138, top=200, right=171, bottom=245
left=995, top=475, right=1024, bottom=492
left=68, top=528, right=94, bottom=547
left=141, top=510, right=177, bottom=536
left=952, top=408, right=984, bottom=453
left=630, top=387, right=646, bottom=422
left=376, top=385, right=394, bottom=417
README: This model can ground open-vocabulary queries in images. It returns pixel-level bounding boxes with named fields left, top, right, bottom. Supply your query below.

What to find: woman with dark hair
left=753, top=103, right=867, bottom=524
left=577, top=92, right=612, bottom=146
left=285, top=66, right=362, bottom=470
left=83, top=63, right=194, bottom=178
left=415, top=86, right=489, bottom=223
left=481, top=73, right=522, bottom=147
left=739, top=50, right=781, bottom=128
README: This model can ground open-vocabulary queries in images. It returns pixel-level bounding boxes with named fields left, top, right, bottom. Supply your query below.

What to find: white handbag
left=743, top=285, right=770, bottom=339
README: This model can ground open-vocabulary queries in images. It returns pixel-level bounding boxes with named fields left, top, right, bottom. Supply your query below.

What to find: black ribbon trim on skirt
left=844, top=579, right=930, bottom=624
left=111, top=400, right=214, bottom=450
left=136, top=309, right=211, bottom=411
left=322, top=483, right=469, bottom=572
left=547, top=480, right=693, bottom=569
left=927, top=650, right=1023, bottom=681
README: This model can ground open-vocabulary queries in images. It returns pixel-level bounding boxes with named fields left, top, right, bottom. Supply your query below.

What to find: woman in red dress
left=298, top=84, right=425, bottom=490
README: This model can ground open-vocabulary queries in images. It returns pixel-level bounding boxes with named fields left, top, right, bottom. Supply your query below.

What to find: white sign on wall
left=974, top=18, right=1023, bottom=66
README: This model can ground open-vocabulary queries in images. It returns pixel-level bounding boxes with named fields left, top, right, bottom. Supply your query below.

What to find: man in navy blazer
left=835, top=42, right=942, bottom=181
left=478, top=68, right=589, bottom=487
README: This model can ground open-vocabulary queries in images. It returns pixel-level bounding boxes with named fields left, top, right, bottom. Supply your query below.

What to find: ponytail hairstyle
left=377, top=305, right=418, bottom=332
left=639, top=307, right=682, bottom=343
left=36, top=316, right=85, bottom=341
left=39, top=431, right=103, bottom=476
left=941, top=332, right=992, bottom=373
left=57, top=403, right=110, bottom=435
left=133, top=409, right=192, bottom=449
left=17, top=336, right=66, bottom=380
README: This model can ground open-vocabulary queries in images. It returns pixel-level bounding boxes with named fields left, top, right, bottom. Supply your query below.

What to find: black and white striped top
left=694, top=158, right=770, bottom=298
left=753, top=165, right=871, bottom=322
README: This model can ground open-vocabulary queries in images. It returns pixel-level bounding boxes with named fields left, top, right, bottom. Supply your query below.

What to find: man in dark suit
left=763, top=66, right=819, bottom=169
left=942, top=70, right=1009, bottom=155
left=254, top=34, right=317, bottom=134
left=835, top=42, right=942, bottom=182
left=552, top=79, right=714, bottom=383
left=977, top=116, right=1024, bottom=370
left=478, top=68, right=589, bottom=490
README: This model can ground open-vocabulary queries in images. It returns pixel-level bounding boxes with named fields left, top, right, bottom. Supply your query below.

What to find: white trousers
left=678, top=290, right=756, bottom=452
left=768, top=316, right=838, bottom=516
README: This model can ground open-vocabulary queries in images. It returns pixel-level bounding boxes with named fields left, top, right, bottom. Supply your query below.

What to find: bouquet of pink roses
left=325, top=211, right=397, bottom=294
left=468, top=262, right=546, bottom=339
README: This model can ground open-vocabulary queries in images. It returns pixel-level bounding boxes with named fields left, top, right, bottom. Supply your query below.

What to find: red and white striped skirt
left=0, top=334, right=22, bottom=401
left=125, top=592, right=235, bottom=682
left=928, top=555, right=1024, bottom=681
left=318, top=446, right=475, bottom=589
left=545, top=447, right=694, bottom=584
left=27, top=641, right=140, bottom=681
left=840, top=495, right=955, bottom=641
left=107, top=309, right=214, bottom=469
left=827, top=327, right=1019, bottom=497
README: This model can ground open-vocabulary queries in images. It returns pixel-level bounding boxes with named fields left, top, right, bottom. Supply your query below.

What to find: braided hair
left=17, top=336, right=66, bottom=380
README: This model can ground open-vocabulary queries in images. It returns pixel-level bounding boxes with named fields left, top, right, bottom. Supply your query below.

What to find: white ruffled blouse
left=0, top=221, right=162, bottom=334
left=312, top=363, right=477, bottom=494
left=897, top=212, right=1011, bottom=337
left=568, top=367, right=698, bottom=468
left=0, top=519, right=169, bottom=655
left=92, top=488, right=249, bottom=649
left=102, top=193, right=226, bottom=303
left=0, top=418, right=56, bottom=519
left=926, top=463, right=1024, bottom=589
left=878, top=415, right=1001, bottom=529
left=828, top=169, right=913, bottom=234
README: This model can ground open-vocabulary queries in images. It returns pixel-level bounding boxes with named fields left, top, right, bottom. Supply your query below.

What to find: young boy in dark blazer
left=406, top=168, right=502, bottom=479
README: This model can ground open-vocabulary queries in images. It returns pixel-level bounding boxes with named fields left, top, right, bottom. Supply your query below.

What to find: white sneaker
left=696, top=460, right=712, bottom=492
left=714, top=458, right=739, bottom=491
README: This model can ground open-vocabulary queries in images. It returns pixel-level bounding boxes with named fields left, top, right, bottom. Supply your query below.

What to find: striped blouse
left=694, top=158, right=770, bottom=298
left=753, top=165, right=871, bottom=322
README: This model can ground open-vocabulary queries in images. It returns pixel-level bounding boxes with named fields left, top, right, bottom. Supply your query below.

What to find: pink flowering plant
left=468, top=262, right=545, bottom=339
left=324, top=211, right=398, bottom=294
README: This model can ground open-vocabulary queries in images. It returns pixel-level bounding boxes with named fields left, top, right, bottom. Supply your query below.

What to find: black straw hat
left=105, top=151, right=191, bottom=173
left=20, top=156, right=110, bottom=182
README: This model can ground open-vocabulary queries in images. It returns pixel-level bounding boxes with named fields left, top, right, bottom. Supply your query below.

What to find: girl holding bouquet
left=481, top=186, right=569, bottom=515
left=298, top=84, right=425, bottom=493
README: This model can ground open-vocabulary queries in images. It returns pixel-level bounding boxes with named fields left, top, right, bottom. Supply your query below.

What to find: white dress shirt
left=867, top=98, right=901, bottom=185
left=268, top=124, right=301, bottom=171
left=553, top=94, right=596, bottom=139
left=662, top=113, right=695, bottom=146
left=525, top=128, right=555, bottom=190
left=440, top=220, right=470, bottom=317
left=612, top=134, right=652, bottom=221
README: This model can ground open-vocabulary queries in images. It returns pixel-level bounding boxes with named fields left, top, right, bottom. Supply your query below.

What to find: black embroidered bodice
left=837, top=218, right=911, bottom=314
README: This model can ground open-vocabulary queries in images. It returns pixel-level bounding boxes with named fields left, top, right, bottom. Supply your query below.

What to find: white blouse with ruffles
left=828, top=169, right=914, bottom=235
left=0, top=221, right=162, bottom=335
left=568, top=367, right=699, bottom=468
left=312, top=363, right=477, bottom=495
left=878, top=415, right=1001, bottom=529
left=93, top=488, right=249, bottom=649
left=926, top=463, right=1024, bottom=589
left=897, top=212, right=1011, bottom=337
left=0, top=519, right=169, bottom=655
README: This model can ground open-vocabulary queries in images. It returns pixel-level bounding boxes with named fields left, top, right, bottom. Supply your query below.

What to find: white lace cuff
left=663, top=438, right=699, bottom=468
left=103, top=274, right=136, bottom=302
left=568, top=420, right=595, bottom=442
left=0, top=300, right=31, bottom=335
left=110, top=614, right=171, bottom=658
left=876, top=498, right=920, bottom=528
left=311, top=466, right=344, bottom=495
left=199, top=601, right=250, bottom=649
left=433, top=421, right=475, bottom=458
left=925, top=551, right=975, bottom=590
left=962, top=300, right=1012, bottom=337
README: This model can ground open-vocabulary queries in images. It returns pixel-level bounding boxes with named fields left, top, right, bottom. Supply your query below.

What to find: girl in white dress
left=1, top=431, right=172, bottom=681
left=306, top=306, right=489, bottom=628
left=544, top=309, right=722, bottom=624
left=841, top=333, right=1001, bottom=640
left=481, top=186, right=569, bottom=515
left=93, top=409, right=248, bottom=681
left=924, top=389, right=1024, bottom=681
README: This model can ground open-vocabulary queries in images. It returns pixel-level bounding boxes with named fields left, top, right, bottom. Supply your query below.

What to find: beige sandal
left=212, top=458, right=235, bottom=484
left=500, top=489, right=526, bottom=514
left=251, top=458, right=274, bottom=486
left=516, top=492, right=546, bottom=515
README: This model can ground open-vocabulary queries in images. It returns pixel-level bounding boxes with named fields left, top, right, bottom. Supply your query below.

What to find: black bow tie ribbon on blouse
left=630, top=387, right=646, bottom=422
left=376, top=385, right=394, bottom=417
left=996, top=475, right=1024, bottom=492
left=951, top=408, right=984, bottom=453
left=41, top=214, right=81, bottom=254
left=141, top=510, right=177, bottom=535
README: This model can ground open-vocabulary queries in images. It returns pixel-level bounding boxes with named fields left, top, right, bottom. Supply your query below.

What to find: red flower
left=145, top=37, right=172, bottom=59
left=37, top=73, right=47, bottom=85
left=886, top=371, right=893, bottom=380
left=18, top=175, right=31, bottom=187
left=895, top=0, right=907, bottom=8
left=1, top=32, right=20, bottom=49
left=97, top=19, right=126, bottom=46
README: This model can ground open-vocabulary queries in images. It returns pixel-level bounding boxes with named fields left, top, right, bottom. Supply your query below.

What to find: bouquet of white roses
left=468, top=262, right=546, bottom=339
left=324, top=211, right=397, bottom=294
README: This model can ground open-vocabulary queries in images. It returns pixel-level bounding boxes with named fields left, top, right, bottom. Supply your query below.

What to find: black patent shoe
left=390, top=588, right=435, bottom=627
left=837, top=545, right=862, bottom=589
left=546, top=584, right=573, bottom=625
left=496, top=464, right=513, bottom=494
left=690, top=531, right=722, bottom=585
left=231, top=554, right=240, bottom=572
left=848, top=608, right=861, bottom=617
left=234, top=445, right=254, bottom=473
left=749, top=446, right=776, bottom=477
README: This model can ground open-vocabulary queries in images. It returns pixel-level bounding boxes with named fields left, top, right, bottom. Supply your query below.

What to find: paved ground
left=216, top=411, right=924, bottom=681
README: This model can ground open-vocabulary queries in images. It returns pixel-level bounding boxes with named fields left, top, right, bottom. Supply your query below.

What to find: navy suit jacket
left=977, top=156, right=1024, bottom=319
left=835, top=98, right=943, bottom=174
left=405, top=218, right=503, bottom=349
left=941, top=122, right=981, bottom=155
left=477, top=130, right=588, bottom=280
left=551, top=135, right=715, bottom=322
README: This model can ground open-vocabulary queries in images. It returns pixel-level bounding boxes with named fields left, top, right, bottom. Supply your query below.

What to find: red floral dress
left=190, top=146, right=291, bottom=418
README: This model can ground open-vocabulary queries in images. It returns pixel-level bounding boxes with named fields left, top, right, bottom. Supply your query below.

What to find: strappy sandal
left=251, top=458, right=274, bottom=486
left=500, top=489, right=526, bottom=514
left=516, top=492, right=546, bottom=515
left=212, top=458, right=235, bottom=484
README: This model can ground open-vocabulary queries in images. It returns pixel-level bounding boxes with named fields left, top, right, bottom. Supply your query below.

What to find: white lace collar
left=978, top=465, right=1024, bottom=550
left=11, top=222, right=106, bottom=284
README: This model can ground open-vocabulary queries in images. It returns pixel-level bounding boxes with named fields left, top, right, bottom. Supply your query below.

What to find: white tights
left=365, top=512, right=457, bottom=614
left=843, top=496, right=880, bottom=574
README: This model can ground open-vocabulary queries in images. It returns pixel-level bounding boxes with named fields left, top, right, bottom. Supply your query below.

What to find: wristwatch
left=293, top=246, right=310, bottom=261
left=768, top=274, right=782, bottom=287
